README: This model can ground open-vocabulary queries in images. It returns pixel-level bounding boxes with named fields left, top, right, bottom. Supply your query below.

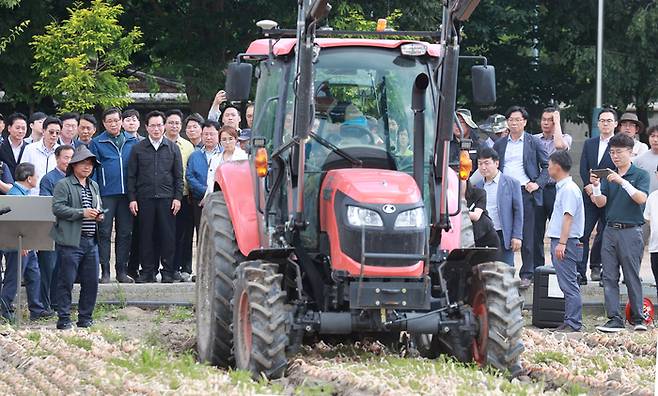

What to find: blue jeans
left=496, top=230, right=515, bottom=266
left=550, top=238, right=583, bottom=330
left=37, top=250, right=59, bottom=311
left=54, top=237, right=99, bottom=324
left=1, top=250, right=46, bottom=318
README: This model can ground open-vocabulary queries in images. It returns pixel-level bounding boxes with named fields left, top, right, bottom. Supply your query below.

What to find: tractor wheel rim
left=471, top=289, right=488, bottom=365
left=238, top=290, right=253, bottom=366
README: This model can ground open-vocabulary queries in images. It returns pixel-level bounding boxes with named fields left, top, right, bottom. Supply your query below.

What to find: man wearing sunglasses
left=21, top=116, right=61, bottom=195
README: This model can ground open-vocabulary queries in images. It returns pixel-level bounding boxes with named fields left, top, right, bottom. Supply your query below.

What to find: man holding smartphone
left=51, top=145, right=104, bottom=329
left=590, top=133, right=650, bottom=332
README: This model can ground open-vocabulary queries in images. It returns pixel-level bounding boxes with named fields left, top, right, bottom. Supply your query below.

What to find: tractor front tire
left=196, top=192, right=244, bottom=367
left=233, top=261, right=289, bottom=379
left=471, top=261, right=524, bottom=377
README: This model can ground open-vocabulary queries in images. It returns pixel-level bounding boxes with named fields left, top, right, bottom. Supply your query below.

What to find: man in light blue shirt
left=493, top=106, right=549, bottom=289
left=546, top=150, right=585, bottom=332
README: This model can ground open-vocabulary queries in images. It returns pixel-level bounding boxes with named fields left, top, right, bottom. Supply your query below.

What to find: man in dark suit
left=0, top=112, right=29, bottom=178
left=579, top=108, right=617, bottom=283
left=493, top=106, right=549, bottom=288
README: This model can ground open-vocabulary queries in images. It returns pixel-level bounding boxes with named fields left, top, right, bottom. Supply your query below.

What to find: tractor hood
left=319, top=168, right=425, bottom=278
left=321, top=168, right=422, bottom=205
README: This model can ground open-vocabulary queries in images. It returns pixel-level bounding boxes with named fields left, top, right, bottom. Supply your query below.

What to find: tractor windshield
left=304, top=46, right=436, bottom=173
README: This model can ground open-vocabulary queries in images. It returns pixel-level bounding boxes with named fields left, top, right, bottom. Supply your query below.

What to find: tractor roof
left=245, top=38, right=442, bottom=57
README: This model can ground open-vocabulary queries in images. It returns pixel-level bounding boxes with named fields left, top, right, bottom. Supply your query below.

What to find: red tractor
left=196, top=0, right=524, bottom=379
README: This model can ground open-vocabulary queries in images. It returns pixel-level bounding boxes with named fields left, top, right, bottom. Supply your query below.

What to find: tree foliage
left=30, top=0, right=143, bottom=112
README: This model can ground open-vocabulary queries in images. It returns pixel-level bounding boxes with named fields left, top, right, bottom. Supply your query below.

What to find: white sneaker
left=634, top=323, right=648, bottom=331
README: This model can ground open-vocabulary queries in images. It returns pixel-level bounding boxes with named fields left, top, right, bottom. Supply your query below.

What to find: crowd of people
left=462, top=105, right=656, bottom=333
left=0, top=93, right=655, bottom=333
left=0, top=93, right=252, bottom=328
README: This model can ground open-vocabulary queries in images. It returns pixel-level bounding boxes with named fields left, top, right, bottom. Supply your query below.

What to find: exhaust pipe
left=412, top=73, right=429, bottom=196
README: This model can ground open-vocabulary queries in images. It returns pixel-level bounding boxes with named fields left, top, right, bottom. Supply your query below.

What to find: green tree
left=31, top=0, right=143, bottom=112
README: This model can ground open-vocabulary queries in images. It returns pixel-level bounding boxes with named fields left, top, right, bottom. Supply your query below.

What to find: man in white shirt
left=25, top=112, right=47, bottom=144
left=20, top=116, right=61, bottom=195
left=578, top=108, right=617, bottom=284
left=533, top=107, right=573, bottom=275
left=493, top=106, right=549, bottom=289
left=0, top=112, right=29, bottom=177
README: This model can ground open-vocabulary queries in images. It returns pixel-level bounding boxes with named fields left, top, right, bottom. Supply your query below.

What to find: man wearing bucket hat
left=51, top=145, right=104, bottom=329
left=619, top=112, right=648, bottom=158
left=451, top=109, right=485, bottom=170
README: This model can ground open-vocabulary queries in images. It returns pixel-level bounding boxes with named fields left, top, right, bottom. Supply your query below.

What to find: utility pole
left=592, top=0, right=604, bottom=137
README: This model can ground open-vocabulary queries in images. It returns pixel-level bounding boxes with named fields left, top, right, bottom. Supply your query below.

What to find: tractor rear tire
left=471, top=261, right=524, bottom=377
left=196, top=192, right=244, bottom=367
left=233, top=260, right=289, bottom=379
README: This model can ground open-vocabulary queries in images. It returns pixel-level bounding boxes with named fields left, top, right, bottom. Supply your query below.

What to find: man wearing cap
left=0, top=112, right=29, bottom=178
left=494, top=105, right=549, bottom=289
left=51, top=145, right=104, bottom=329
left=451, top=109, right=485, bottom=169
left=619, top=112, right=648, bottom=158
left=533, top=107, right=573, bottom=273
left=25, top=112, right=47, bottom=144
left=238, top=129, right=252, bottom=153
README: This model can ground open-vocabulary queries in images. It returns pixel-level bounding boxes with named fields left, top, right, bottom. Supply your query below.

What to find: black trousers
left=651, top=253, right=658, bottom=300
left=174, top=195, right=194, bottom=274
left=127, top=213, right=140, bottom=276
left=533, top=183, right=556, bottom=269
left=191, top=197, right=202, bottom=239
left=138, top=198, right=176, bottom=277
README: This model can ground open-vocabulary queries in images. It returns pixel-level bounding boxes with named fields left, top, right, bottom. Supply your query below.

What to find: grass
left=110, top=347, right=207, bottom=385
left=62, top=335, right=93, bottom=351
left=532, top=351, right=570, bottom=365
left=91, top=303, right=121, bottom=321
left=155, top=306, right=194, bottom=324
left=91, top=325, right=125, bottom=343
left=228, top=370, right=284, bottom=394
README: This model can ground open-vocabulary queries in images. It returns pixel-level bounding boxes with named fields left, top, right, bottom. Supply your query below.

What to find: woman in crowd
left=205, top=126, right=248, bottom=197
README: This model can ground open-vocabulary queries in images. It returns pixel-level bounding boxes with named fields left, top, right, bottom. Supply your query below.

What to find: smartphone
left=590, top=168, right=613, bottom=179
left=96, top=208, right=109, bottom=217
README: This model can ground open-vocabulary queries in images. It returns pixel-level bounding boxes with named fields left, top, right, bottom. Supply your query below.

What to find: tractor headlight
left=347, top=205, right=383, bottom=227
left=394, top=207, right=425, bottom=228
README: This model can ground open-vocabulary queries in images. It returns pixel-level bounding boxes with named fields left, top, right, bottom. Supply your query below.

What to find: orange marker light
left=376, top=18, right=387, bottom=32
left=254, top=147, right=268, bottom=177
left=459, top=150, right=472, bottom=180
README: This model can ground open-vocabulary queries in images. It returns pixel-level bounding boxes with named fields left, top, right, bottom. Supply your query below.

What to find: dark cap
left=237, top=128, right=252, bottom=141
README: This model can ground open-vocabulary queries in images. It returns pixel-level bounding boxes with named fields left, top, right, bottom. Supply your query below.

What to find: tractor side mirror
left=226, top=62, right=253, bottom=102
left=471, top=65, right=496, bottom=106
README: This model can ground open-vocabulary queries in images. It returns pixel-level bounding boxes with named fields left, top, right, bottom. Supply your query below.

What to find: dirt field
left=0, top=305, right=655, bottom=395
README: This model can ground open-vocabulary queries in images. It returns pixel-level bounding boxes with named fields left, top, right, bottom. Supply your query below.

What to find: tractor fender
left=214, top=160, right=260, bottom=256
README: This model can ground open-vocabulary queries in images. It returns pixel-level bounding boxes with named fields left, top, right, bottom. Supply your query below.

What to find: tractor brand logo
left=382, top=204, right=396, bottom=214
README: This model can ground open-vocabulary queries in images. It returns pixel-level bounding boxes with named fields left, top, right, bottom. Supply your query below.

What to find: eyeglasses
left=598, top=119, right=615, bottom=124
left=507, top=117, right=525, bottom=123
left=609, top=148, right=630, bottom=156
left=46, top=130, right=60, bottom=135
left=220, top=137, right=236, bottom=143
